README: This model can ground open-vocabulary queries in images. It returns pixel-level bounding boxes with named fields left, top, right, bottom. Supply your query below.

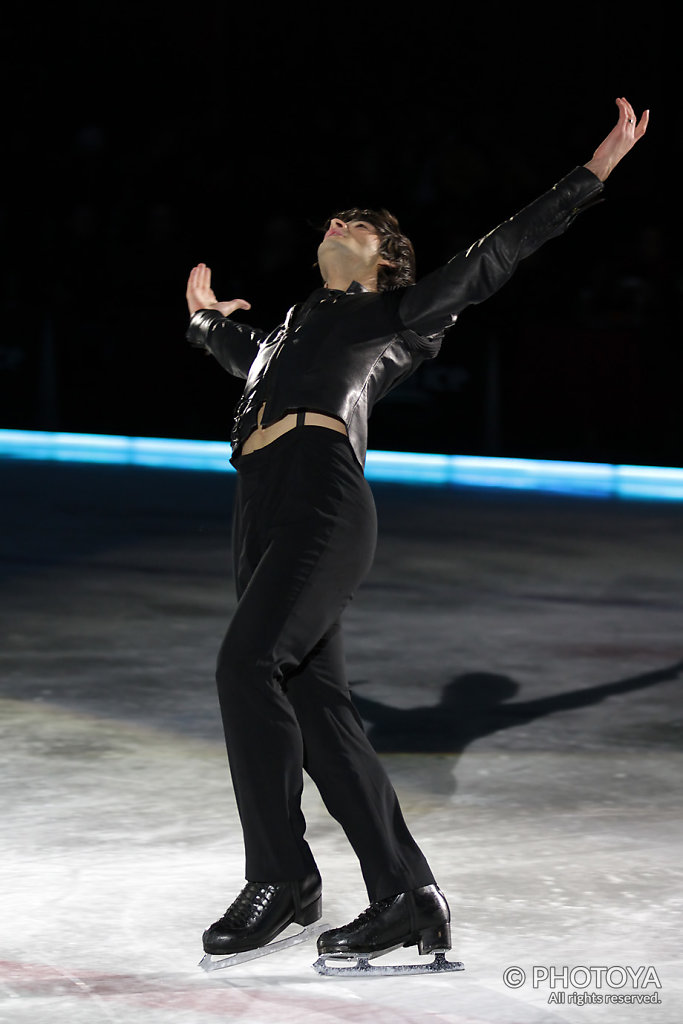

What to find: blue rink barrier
left=1, top=428, right=683, bottom=501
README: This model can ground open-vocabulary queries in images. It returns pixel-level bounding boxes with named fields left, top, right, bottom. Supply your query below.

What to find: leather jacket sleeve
left=186, top=309, right=266, bottom=379
left=398, top=166, right=605, bottom=338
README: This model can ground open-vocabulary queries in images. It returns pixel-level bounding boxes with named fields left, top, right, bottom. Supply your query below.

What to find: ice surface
left=1, top=461, right=681, bottom=1022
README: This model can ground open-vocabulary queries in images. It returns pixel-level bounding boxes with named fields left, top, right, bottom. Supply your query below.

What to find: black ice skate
left=312, top=884, right=464, bottom=977
left=199, top=872, right=326, bottom=971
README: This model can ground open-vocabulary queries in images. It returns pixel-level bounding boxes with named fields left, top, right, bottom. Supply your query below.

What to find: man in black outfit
left=185, top=98, right=648, bottom=970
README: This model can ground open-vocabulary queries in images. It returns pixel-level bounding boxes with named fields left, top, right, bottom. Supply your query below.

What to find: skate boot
left=199, top=871, right=324, bottom=971
left=313, top=884, right=464, bottom=976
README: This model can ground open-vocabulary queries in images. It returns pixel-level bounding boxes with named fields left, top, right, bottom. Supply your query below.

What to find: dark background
left=2, top=5, right=678, bottom=465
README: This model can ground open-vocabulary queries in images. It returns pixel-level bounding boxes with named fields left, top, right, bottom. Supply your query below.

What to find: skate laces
left=223, top=882, right=279, bottom=928
left=340, top=896, right=394, bottom=931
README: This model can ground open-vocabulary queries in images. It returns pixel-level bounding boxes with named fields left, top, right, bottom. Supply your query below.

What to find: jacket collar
left=344, top=280, right=369, bottom=294
left=308, top=280, right=369, bottom=304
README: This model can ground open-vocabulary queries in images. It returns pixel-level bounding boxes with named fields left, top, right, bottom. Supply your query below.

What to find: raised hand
left=584, top=97, right=649, bottom=181
left=186, top=263, right=251, bottom=317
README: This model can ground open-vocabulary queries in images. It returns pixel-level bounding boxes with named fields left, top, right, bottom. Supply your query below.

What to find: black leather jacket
left=187, top=166, right=604, bottom=468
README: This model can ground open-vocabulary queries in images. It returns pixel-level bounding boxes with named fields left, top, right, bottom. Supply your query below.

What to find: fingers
left=189, top=262, right=211, bottom=289
left=213, top=299, right=252, bottom=316
left=186, top=262, right=217, bottom=314
left=617, top=96, right=634, bottom=119
left=616, top=96, right=649, bottom=138
left=186, top=262, right=210, bottom=295
left=614, top=97, right=635, bottom=134
left=586, top=97, right=649, bottom=180
left=636, top=107, right=650, bottom=139
left=186, top=263, right=251, bottom=317
left=198, top=262, right=211, bottom=290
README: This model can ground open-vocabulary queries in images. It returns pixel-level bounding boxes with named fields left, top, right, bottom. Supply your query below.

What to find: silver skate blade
left=312, top=950, right=465, bottom=977
left=199, top=921, right=330, bottom=972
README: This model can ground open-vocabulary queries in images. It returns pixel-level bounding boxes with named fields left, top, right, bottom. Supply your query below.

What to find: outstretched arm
left=584, top=96, right=649, bottom=181
left=399, top=98, right=649, bottom=338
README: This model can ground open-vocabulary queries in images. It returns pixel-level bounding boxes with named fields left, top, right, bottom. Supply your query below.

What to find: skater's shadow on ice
left=350, top=660, right=683, bottom=794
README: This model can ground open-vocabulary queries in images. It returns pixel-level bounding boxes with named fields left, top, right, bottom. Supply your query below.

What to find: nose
left=330, top=218, right=346, bottom=232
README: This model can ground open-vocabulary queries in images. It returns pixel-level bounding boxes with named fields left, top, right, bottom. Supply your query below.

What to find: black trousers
left=216, top=425, right=435, bottom=902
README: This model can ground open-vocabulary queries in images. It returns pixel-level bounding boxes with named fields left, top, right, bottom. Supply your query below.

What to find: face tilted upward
left=317, top=217, right=392, bottom=291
